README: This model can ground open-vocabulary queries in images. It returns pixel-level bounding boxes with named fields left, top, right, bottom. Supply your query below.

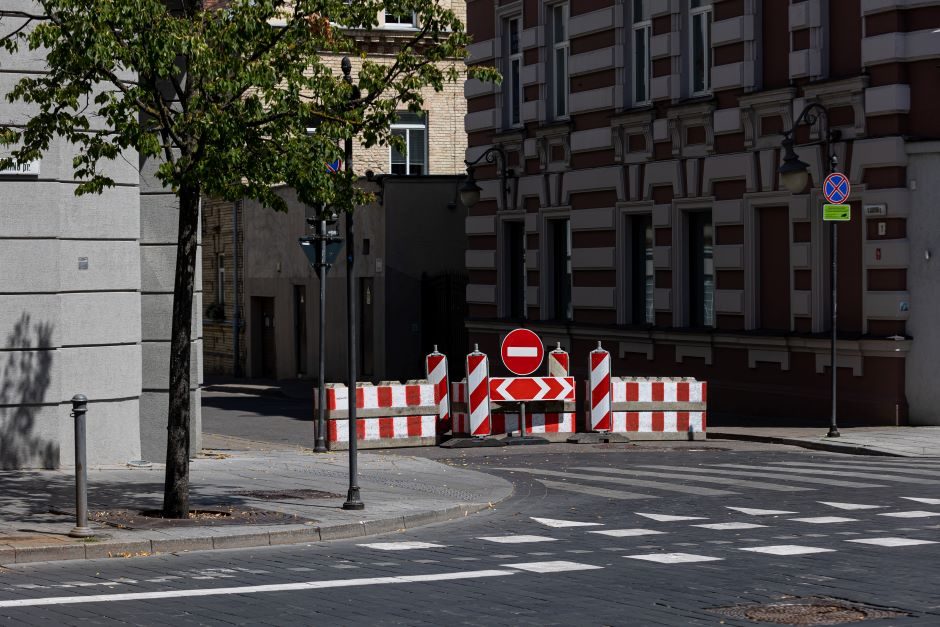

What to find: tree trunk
left=163, top=182, right=200, bottom=518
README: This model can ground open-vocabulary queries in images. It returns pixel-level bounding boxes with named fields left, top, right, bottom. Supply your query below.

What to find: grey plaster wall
left=905, top=144, right=940, bottom=426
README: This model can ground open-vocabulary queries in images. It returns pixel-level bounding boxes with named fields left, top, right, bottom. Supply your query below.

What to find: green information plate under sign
left=823, top=204, right=851, bottom=221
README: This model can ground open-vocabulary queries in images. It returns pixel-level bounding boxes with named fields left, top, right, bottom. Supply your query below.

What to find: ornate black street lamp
left=779, top=104, right=843, bottom=438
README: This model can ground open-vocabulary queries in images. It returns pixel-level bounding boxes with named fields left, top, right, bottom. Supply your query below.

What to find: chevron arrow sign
left=489, top=377, right=576, bottom=402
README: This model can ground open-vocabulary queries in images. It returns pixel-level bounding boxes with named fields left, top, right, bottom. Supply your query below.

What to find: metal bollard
left=68, top=394, right=94, bottom=538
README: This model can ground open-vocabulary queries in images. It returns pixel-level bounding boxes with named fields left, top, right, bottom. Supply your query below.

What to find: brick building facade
left=463, top=0, right=940, bottom=425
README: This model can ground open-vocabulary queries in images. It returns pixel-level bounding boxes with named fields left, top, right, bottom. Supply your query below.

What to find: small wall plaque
left=78, top=257, right=89, bottom=270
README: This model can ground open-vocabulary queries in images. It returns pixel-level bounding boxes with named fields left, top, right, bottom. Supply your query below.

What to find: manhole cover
left=708, top=598, right=910, bottom=625
left=232, top=489, right=342, bottom=500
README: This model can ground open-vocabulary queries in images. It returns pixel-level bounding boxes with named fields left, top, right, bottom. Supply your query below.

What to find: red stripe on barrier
left=626, top=412, right=639, bottom=431
left=652, top=412, right=665, bottom=432
left=378, top=387, right=392, bottom=408
left=357, top=422, right=366, bottom=439
left=474, top=417, right=490, bottom=437
left=328, top=420, right=338, bottom=442
left=407, top=416, right=423, bottom=437
left=469, top=381, right=488, bottom=413
left=652, top=382, right=664, bottom=402
left=546, top=413, right=559, bottom=433
left=702, top=383, right=708, bottom=402
left=356, top=387, right=365, bottom=409
left=327, top=389, right=337, bottom=411
left=492, top=413, right=505, bottom=434
left=405, top=385, right=421, bottom=406
left=677, top=411, right=690, bottom=433
left=626, top=382, right=639, bottom=401
left=677, top=382, right=689, bottom=402
left=701, top=412, right=707, bottom=430
left=379, top=417, right=394, bottom=439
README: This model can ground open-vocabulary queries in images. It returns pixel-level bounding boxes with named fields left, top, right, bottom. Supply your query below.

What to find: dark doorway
left=505, top=221, right=525, bottom=319
left=758, top=206, right=791, bottom=331
left=549, top=218, right=572, bottom=321
left=293, top=285, right=307, bottom=375
left=255, top=297, right=276, bottom=378
left=421, top=273, right=469, bottom=376
left=360, top=277, right=375, bottom=379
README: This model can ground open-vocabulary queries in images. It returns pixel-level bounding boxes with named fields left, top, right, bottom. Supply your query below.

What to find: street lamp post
left=778, top=104, right=842, bottom=438
left=459, top=147, right=525, bottom=319
left=341, top=57, right=364, bottom=510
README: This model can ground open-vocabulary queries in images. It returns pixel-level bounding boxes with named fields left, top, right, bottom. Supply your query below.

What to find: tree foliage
left=0, top=0, right=498, bottom=516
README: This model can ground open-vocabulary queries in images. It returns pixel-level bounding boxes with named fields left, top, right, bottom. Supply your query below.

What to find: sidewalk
left=0, top=434, right=512, bottom=567
left=709, top=426, right=940, bottom=458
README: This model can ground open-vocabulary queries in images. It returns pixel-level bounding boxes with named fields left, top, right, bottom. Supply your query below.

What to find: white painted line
left=477, top=535, right=558, bottom=544
left=0, top=570, right=517, bottom=608
left=506, top=347, right=538, bottom=357
left=847, top=537, right=938, bottom=547
left=726, top=507, right=796, bottom=516
left=878, top=510, right=940, bottom=518
left=740, top=545, right=835, bottom=556
left=637, top=513, right=708, bottom=522
left=588, top=529, right=665, bottom=537
left=789, top=517, right=858, bottom=524
left=531, top=517, right=603, bottom=528
left=818, top=502, right=883, bottom=510
left=624, top=552, right=723, bottom=564
left=902, top=497, right=940, bottom=505
left=692, top=522, right=767, bottom=530
left=357, top=542, right=447, bottom=551
left=501, top=560, right=603, bottom=573
left=533, top=478, right=652, bottom=500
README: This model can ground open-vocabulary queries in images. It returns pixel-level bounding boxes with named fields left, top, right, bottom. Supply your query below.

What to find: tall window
left=632, top=0, right=651, bottom=106
left=688, top=211, right=714, bottom=327
left=505, top=17, right=523, bottom=128
left=549, top=218, right=572, bottom=320
left=505, top=221, right=525, bottom=319
left=217, top=254, right=225, bottom=306
left=549, top=3, right=569, bottom=119
left=689, top=0, right=712, bottom=96
left=630, top=215, right=654, bottom=325
left=390, top=112, right=427, bottom=175
left=384, top=11, right=416, bottom=27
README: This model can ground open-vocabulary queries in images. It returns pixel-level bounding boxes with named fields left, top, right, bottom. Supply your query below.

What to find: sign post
left=821, top=172, right=851, bottom=439
left=500, top=329, right=550, bottom=446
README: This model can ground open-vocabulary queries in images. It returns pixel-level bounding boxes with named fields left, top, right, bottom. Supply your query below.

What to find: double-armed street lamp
left=778, top=103, right=843, bottom=438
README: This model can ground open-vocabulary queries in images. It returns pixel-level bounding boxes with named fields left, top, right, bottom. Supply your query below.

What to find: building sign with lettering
left=0, top=160, right=40, bottom=176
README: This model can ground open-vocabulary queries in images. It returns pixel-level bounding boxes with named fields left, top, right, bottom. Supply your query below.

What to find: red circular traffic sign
left=501, top=328, right=544, bottom=376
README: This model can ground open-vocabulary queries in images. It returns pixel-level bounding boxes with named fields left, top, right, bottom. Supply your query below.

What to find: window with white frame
left=631, top=0, right=651, bottom=106
left=689, top=0, right=712, bottom=96
left=384, top=11, right=416, bottom=27
left=548, top=3, right=569, bottom=119
left=504, top=16, right=523, bottom=128
left=390, top=112, right=427, bottom=175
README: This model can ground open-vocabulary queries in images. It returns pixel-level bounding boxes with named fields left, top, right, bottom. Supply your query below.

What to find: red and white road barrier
left=595, top=377, right=707, bottom=439
left=452, top=410, right=575, bottom=439
left=588, top=343, right=612, bottom=432
left=314, top=381, right=439, bottom=450
left=466, top=345, right=491, bottom=437
left=425, top=347, right=451, bottom=435
left=547, top=343, right=569, bottom=377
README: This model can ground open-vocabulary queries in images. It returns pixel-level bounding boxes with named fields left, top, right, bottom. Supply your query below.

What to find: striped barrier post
left=466, top=345, right=491, bottom=437
left=425, top=346, right=451, bottom=436
left=589, top=342, right=612, bottom=432
left=547, top=342, right=569, bottom=377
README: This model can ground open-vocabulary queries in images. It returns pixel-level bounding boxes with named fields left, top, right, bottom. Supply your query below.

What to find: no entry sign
left=501, top=328, right=544, bottom=376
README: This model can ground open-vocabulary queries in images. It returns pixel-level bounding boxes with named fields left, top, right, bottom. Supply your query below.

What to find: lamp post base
left=68, top=526, right=95, bottom=539
left=313, top=442, right=328, bottom=453
left=827, top=426, right=841, bottom=438
left=342, top=488, right=364, bottom=510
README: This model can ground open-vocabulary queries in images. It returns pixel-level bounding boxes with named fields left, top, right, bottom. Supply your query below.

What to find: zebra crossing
left=494, top=457, right=940, bottom=501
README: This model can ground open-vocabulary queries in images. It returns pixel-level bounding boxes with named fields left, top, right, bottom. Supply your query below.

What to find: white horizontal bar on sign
left=506, top=347, right=539, bottom=358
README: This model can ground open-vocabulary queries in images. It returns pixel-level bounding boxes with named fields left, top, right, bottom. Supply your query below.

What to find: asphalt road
left=3, top=440, right=940, bottom=626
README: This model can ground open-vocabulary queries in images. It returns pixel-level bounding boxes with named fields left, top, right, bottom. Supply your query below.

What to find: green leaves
left=0, top=0, right=492, bottom=211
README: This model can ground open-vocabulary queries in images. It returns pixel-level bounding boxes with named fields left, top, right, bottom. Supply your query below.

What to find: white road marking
left=501, top=560, right=603, bottom=573
left=531, top=517, right=603, bottom=528
left=638, top=464, right=887, bottom=489
left=357, top=542, right=447, bottom=551
left=625, top=552, right=722, bottom=564
left=726, top=507, right=796, bottom=516
left=0, top=570, right=518, bottom=608
left=588, top=528, right=665, bottom=537
left=533, top=478, right=653, bottom=500
left=902, top=497, right=940, bottom=505
left=636, top=513, right=707, bottom=522
left=478, top=535, right=557, bottom=544
left=878, top=510, right=940, bottom=518
left=715, top=463, right=940, bottom=485
left=847, top=537, right=938, bottom=547
left=498, top=467, right=735, bottom=496
left=574, top=466, right=810, bottom=492
left=740, top=545, right=835, bottom=556
left=818, top=502, right=883, bottom=510
left=789, top=517, right=858, bottom=524
left=692, top=522, right=767, bottom=530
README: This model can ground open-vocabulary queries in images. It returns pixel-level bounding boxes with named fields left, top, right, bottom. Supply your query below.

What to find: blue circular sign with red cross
left=823, top=172, right=851, bottom=204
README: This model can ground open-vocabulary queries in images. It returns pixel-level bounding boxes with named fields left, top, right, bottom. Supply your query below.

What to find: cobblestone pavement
left=2, top=446, right=940, bottom=626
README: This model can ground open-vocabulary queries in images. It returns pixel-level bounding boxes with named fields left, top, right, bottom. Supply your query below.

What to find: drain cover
left=708, top=598, right=910, bottom=625
left=233, top=489, right=342, bottom=500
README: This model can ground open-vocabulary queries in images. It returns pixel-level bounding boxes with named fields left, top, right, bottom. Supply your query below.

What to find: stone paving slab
left=709, top=426, right=940, bottom=458
left=0, top=439, right=512, bottom=567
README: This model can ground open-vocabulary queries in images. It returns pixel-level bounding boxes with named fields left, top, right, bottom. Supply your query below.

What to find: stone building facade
left=463, top=0, right=940, bottom=426
left=203, top=3, right=472, bottom=381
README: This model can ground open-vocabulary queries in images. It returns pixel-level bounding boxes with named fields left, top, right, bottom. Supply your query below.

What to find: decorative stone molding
left=620, top=341, right=654, bottom=361
left=666, top=101, right=715, bottom=158
left=800, top=76, right=869, bottom=140
left=611, top=109, right=655, bottom=165
left=534, top=122, right=572, bottom=172
left=738, top=87, right=797, bottom=150
left=676, top=344, right=713, bottom=365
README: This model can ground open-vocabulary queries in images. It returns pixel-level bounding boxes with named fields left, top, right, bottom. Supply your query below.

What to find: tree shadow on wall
left=0, top=313, right=58, bottom=470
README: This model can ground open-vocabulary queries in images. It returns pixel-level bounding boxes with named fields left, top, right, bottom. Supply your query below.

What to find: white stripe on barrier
left=391, top=386, right=406, bottom=407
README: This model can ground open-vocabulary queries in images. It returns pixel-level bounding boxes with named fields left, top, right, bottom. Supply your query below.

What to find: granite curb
left=709, top=430, right=910, bottom=457
left=0, top=501, right=502, bottom=567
